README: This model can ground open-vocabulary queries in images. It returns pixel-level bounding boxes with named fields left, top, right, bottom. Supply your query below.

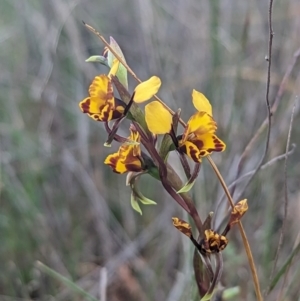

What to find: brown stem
left=207, top=156, right=263, bottom=301
left=133, top=121, right=191, bottom=213
left=104, top=122, right=127, bottom=143
left=135, top=118, right=203, bottom=234
left=179, top=153, right=191, bottom=179
left=166, top=163, right=203, bottom=235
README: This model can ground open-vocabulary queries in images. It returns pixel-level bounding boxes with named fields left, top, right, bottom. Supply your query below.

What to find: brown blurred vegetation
left=0, top=0, right=300, bottom=300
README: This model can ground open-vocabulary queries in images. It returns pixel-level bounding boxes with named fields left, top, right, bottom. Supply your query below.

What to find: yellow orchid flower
left=178, top=111, right=226, bottom=162
left=144, top=90, right=226, bottom=162
left=104, top=128, right=143, bottom=174
left=79, top=74, right=126, bottom=122
left=79, top=59, right=125, bottom=122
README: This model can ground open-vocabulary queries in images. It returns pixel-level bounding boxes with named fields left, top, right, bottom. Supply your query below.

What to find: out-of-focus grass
left=0, top=0, right=300, bottom=300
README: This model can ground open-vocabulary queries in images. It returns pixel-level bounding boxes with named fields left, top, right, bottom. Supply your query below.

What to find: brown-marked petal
left=179, top=134, right=225, bottom=162
left=172, top=217, right=192, bottom=238
left=229, top=199, right=248, bottom=225
left=104, top=128, right=143, bottom=174
left=79, top=75, right=125, bottom=122
left=200, top=230, right=228, bottom=254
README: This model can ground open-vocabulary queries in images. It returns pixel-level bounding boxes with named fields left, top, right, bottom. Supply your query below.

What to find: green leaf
left=85, top=55, right=108, bottom=66
left=222, top=287, right=240, bottom=299
left=107, top=36, right=128, bottom=89
left=177, top=179, right=196, bottom=193
left=36, top=261, right=98, bottom=301
left=130, top=193, right=142, bottom=215
left=139, top=196, right=157, bottom=205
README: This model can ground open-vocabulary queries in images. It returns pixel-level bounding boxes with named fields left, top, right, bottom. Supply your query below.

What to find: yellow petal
left=88, top=75, right=113, bottom=100
left=108, top=58, right=120, bottom=77
left=128, top=129, right=141, bottom=157
left=133, top=76, right=161, bottom=103
left=192, top=89, right=213, bottom=116
left=145, top=101, right=172, bottom=134
left=183, top=112, right=216, bottom=141
left=104, top=153, right=127, bottom=174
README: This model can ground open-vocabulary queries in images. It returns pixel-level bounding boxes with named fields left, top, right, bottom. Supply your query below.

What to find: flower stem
left=207, top=156, right=263, bottom=301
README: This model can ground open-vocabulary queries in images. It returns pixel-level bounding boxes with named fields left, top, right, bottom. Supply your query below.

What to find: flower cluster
left=79, top=35, right=247, bottom=300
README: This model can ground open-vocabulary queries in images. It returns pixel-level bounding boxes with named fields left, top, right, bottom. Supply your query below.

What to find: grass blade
left=36, top=261, right=99, bottom=301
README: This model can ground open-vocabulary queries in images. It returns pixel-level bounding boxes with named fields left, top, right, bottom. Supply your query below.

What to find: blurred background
left=1, top=0, right=300, bottom=300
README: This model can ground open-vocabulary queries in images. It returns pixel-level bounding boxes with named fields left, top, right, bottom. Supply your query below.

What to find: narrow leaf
left=85, top=55, right=108, bottom=66
left=131, top=183, right=157, bottom=206
left=177, top=163, right=201, bottom=193
left=268, top=240, right=300, bottom=292
left=107, top=36, right=128, bottom=89
left=177, top=179, right=196, bottom=193
left=222, top=287, right=241, bottom=299
left=130, top=193, right=142, bottom=215
left=36, top=261, right=99, bottom=301
left=200, top=291, right=215, bottom=301
left=139, top=196, right=157, bottom=205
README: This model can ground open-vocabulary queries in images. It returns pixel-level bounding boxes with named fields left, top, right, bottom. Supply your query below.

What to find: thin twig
left=214, top=145, right=296, bottom=234
left=238, top=46, right=300, bottom=172
left=226, top=0, right=275, bottom=206
left=266, top=0, right=274, bottom=117
left=256, top=0, right=274, bottom=163
left=207, top=156, right=263, bottom=301
left=216, top=145, right=296, bottom=209
left=214, top=145, right=296, bottom=226
left=267, top=99, right=297, bottom=297
left=229, top=2, right=296, bottom=202
left=229, top=46, right=300, bottom=200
